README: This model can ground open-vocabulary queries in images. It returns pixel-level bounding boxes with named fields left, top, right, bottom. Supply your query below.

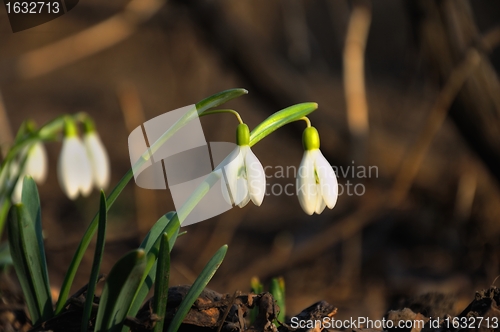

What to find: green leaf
left=7, top=204, right=53, bottom=326
left=7, top=206, right=39, bottom=324
left=139, top=212, right=177, bottom=252
left=56, top=89, right=247, bottom=315
left=124, top=213, right=180, bottom=327
left=81, top=191, right=107, bottom=332
left=249, top=102, right=318, bottom=147
left=21, top=176, right=49, bottom=289
left=196, top=89, right=248, bottom=116
left=0, top=243, right=13, bottom=267
left=166, top=245, right=228, bottom=332
left=153, top=233, right=170, bottom=332
left=95, top=249, right=147, bottom=332
left=270, top=277, right=286, bottom=324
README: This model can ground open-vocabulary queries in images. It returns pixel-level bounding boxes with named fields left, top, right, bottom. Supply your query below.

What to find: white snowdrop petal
left=58, top=138, right=79, bottom=199
left=234, top=176, right=249, bottom=206
left=12, top=176, right=24, bottom=204
left=222, top=147, right=246, bottom=205
left=74, top=139, right=93, bottom=197
left=221, top=175, right=233, bottom=206
left=220, top=148, right=239, bottom=205
left=26, top=142, right=48, bottom=184
left=80, top=168, right=93, bottom=197
left=58, top=137, right=93, bottom=200
left=237, top=189, right=251, bottom=208
left=84, top=133, right=110, bottom=189
left=314, top=184, right=326, bottom=214
left=243, top=146, right=266, bottom=206
left=296, top=150, right=318, bottom=215
left=314, top=150, right=338, bottom=209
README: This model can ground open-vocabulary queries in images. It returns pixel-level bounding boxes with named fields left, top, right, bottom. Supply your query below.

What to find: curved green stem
left=300, top=116, right=311, bottom=128
left=200, top=109, right=243, bottom=124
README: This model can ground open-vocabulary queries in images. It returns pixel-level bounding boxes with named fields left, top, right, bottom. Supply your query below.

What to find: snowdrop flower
left=83, top=119, right=110, bottom=190
left=12, top=142, right=48, bottom=203
left=222, top=123, right=266, bottom=208
left=8, top=162, right=22, bottom=204
left=25, top=141, right=48, bottom=184
left=58, top=118, right=93, bottom=200
left=296, top=126, right=338, bottom=215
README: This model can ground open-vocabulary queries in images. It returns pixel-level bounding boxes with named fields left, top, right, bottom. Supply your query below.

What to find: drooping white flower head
left=83, top=119, right=110, bottom=190
left=25, top=141, right=48, bottom=184
left=296, top=127, right=338, bottom=215
left=57, top=118, right=93, bottom=200
left=221, top=123, right=266, bottom=208
left=10, top=162, right=23, bottom=204
left=11, top=142, right=48, bottom=203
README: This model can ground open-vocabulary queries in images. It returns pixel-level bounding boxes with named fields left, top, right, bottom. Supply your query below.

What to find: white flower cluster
left=221, top=123, right=338, bottom=215
left=0, top=119, right=110, bottom=203
left=0, top=141, right=49, bottom=203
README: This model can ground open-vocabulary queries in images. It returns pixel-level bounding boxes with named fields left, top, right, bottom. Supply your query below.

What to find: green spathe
left=236, top=123, right=250, bottom=146
left=302, top=126, right=320, bottom=151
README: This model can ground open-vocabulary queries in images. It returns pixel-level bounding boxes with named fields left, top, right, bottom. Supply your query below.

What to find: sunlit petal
left=222, top=147, right=246, bottom=205
left=314, top=150, right=338, bottom=209
left=84, top=132, right=110, bottom=189
left=314, top=184, right=326, bottom=214
left=11, top=175, right=24, bottom=204
left=26, top=142, right=48, bottom=184
left=58, top=136, right=93, bottom=200
left=296, top=150, right=317, bottom=215
left=237, top=184, right=250, bottom=208
left=242, top=146, right=266, bottom=206
left=234, top=176, right=249, bottom=206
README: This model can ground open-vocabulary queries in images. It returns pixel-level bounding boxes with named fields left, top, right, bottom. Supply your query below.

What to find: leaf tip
left=137, top=249, right=146, bottom=259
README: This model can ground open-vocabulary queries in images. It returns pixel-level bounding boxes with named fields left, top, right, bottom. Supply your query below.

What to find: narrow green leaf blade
left=196, top=88, right=248, bottom=115
left=95, top=249, right=147, bottom=332
left=7, top=204, right=40, bottom=324
left=81, top=191, right=107, bottom=332
left=270, top=277, right=286, bottom=324
left=18, top=204, right=53, bottom=322
left=124, top=213, right=180, bottom=325
left=250, top=277, right=263, bottom=324
left=0, top=243, right=13, bottom=267
left=21, top=176, right=49, bottom=289
left=8, top=203, right=52, bottom=324
left=139, top=212, right=177, bottom=251
left=166, top=245, right=228, bottom=332
left=249, top=102, right=318, bottom=146
left=153, top=233, right=170, bottom=332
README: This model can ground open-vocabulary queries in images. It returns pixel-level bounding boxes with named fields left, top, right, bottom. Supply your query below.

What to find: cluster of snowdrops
left=0, top=89, right=339, bottom=332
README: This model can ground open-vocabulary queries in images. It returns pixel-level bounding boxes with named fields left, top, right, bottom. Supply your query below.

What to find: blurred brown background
left=1, top=0, right=500, bottom=322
